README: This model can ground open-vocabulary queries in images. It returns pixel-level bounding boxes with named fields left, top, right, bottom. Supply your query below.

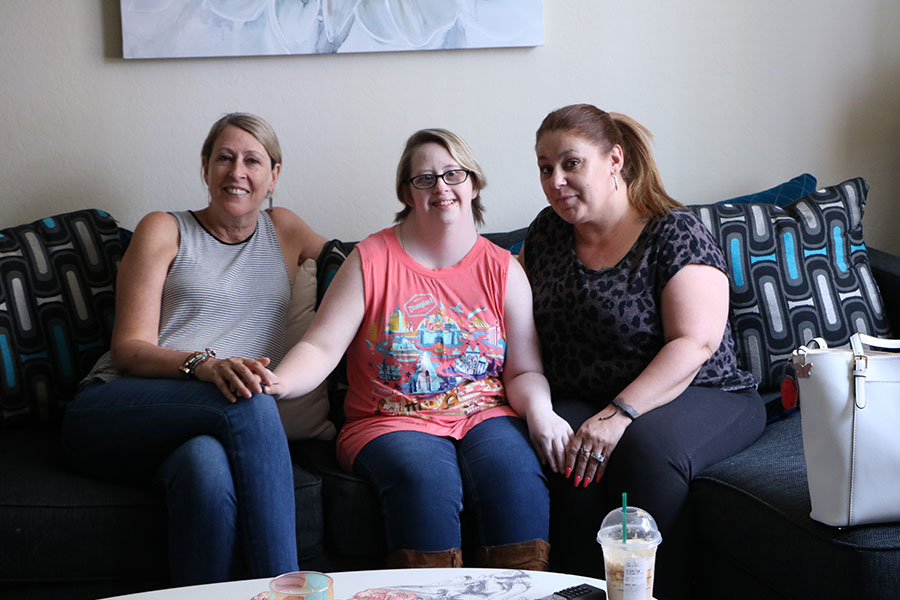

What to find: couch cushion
left=688, top=178, right=891, bottom=402
left=278, top=258, right=335, bottom=442
left=717, top=173, right=818, bottom=206
left=0, top=426, right=168, bottom=584
left=0, top=209, right=125, bottom=427
left=0, top=426, right=325, bottom=585
left=291, top=464, right=326, bottom=561
left=290, top=439, right=385, bottom=560
left=692, top=412, right=900, bottom=599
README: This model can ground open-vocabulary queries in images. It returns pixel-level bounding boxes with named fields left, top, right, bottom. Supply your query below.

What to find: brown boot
left=470, top=539, right=550, bottom=571
left=386, top=547, right=464, bottom=568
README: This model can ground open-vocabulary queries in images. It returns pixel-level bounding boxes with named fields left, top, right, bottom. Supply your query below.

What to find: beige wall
left=3, top=0, right=899, bottom=253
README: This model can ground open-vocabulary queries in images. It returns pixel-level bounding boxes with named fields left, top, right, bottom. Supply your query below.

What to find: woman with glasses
left=521, top=104, right=765, bottom=598
left=267, top=128, right=572, bottom=569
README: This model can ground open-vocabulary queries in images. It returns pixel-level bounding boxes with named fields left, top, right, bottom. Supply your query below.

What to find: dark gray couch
left=688, top=248, right=900, bottom=600
left=2, top=199, right=899, bottom=599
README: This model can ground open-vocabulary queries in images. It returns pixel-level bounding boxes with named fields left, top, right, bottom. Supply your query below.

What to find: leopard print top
left=524, top=206, right=756, bottom=403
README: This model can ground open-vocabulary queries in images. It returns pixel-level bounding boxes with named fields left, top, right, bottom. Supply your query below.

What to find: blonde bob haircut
left=394, top=128, right=487, bottom=225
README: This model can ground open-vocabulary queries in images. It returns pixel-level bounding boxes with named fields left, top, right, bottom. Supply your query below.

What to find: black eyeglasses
left=407, top=169, right=473, bottom=190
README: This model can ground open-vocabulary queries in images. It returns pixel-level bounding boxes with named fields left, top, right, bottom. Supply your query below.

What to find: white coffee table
left=99, top=568, right=610, bottom=599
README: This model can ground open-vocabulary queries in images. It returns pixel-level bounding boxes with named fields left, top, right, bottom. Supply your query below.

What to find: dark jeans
left=61, top=378, right=298, bottom=585
left=549, top=386, right=765, bottom=600
left=354, top=416, right=549, bottom=552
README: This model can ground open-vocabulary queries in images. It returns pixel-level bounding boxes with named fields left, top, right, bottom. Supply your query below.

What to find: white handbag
left=791, top=332, right=900, bottom=527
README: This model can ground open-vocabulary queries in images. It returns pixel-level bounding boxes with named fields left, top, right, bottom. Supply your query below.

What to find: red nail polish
left=583, top=476, right=591, bottom=488
left=565, top=467, right=572, bottom=479
left=595, top=473, right=602, bottom=483
left=574, top=475, right=582, bottom=487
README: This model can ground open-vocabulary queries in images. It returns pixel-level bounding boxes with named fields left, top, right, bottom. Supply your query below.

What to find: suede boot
left=386, top=547, right=464, bottom=568
left=470, top=539, right=550, bottom=571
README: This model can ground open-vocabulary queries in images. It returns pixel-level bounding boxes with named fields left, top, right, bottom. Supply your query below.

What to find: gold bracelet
left=178, top=348, right=216, bottom=379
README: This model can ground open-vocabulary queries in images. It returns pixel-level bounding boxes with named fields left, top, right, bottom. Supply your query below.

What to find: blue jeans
left=61, top=378, right=298, bottom=585
left=353, top=416, right=549, bottom=552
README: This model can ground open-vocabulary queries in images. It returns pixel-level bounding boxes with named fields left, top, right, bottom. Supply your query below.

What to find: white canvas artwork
left=121, top=0, right=543, bottom=59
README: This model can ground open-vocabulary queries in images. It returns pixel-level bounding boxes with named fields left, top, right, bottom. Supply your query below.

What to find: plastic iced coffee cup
left=597, top=506, right=662, bottom=600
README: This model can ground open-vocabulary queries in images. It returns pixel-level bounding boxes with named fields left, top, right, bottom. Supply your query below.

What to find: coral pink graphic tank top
left=336, top=227, right=518, bottom=470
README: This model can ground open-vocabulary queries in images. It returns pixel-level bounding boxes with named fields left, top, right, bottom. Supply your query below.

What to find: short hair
left=201, top=112, right=282, bottom=170
left=394, top=128, right=487, bottom=225
left=536, top=104, right=682, bottom=217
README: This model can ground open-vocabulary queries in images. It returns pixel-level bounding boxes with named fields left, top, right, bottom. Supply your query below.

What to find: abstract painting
left=121, top=0, right=543, bottom=59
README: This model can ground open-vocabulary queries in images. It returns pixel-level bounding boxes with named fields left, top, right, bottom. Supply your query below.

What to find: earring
left=613, top=174, right=619, bottom=191
left=268, top=194, right=273, bottom=211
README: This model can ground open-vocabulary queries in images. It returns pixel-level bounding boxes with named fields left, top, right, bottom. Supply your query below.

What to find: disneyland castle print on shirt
left=364, top=292, right=506, bottom=417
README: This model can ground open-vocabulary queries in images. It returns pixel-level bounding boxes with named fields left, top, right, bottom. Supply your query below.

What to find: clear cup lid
left=597, top=505, right=662, bottom=546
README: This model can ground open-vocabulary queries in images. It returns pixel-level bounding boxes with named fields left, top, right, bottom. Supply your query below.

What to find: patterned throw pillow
left=315, top=239, right=357, bottom=310
left=689, top=177, right=891, bottom=398
left=484, top=227, right=528, bottom=255
left=314, top=239, right=359, bottom=429
left=0, top=209, right=125, bottom=427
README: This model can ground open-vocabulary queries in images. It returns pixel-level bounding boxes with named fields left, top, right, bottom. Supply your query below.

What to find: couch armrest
left=868, top=246, right=900, bottom=333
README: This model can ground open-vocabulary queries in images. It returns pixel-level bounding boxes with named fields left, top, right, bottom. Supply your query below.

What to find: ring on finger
left=590, top=451, right=606, bottom=463
left=579, top=447, right=591, bottom=456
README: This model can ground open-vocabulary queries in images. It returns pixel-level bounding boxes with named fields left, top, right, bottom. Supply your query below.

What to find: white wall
left=3, top=0, right=899, bottom=253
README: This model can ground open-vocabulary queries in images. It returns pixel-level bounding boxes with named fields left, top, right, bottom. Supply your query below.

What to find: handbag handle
left=804, top=337, right=828, bottom=350
left=849, top=332, right=900, bottom=410
left=793, top=337, right=828, bottom=363
left=849, top=332, right=900, bottom=354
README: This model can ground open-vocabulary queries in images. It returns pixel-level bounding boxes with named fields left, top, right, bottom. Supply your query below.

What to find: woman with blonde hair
left=62, top=113, right=325, bottom=584
left=268, top=128, right=572, bottom=569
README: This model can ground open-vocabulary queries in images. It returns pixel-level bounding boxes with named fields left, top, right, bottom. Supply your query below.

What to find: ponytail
left=609, top=113, right=682, bottom=216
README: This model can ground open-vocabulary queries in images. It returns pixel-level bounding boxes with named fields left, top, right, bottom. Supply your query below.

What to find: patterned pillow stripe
left=689, top=177, right=891, bottom=400
left=0, top=209, right=124, bottom=426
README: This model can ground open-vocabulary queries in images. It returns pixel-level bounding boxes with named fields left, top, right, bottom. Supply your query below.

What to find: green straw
left=622, top=492, right=627, bottom=543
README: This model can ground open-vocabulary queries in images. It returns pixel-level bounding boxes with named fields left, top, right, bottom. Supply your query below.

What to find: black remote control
left=539, top=582, right=607, bottom=600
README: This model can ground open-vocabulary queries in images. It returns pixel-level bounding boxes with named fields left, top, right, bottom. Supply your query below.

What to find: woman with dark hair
left=62, top=113, right=325, bottom=585
left=520, top=104, right=765, bottom=598
left=269, top=128, right=571, bottom=570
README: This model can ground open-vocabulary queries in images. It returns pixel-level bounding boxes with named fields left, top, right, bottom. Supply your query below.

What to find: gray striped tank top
left=84, top=210, right=290, bottom=383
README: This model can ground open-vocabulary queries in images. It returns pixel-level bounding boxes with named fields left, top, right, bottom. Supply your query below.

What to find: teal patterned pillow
left=315, top=239, right=356, bottom=309
left=689, top=177, right=891, bottom=395
left=0, top=209, right=124, bottom=426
